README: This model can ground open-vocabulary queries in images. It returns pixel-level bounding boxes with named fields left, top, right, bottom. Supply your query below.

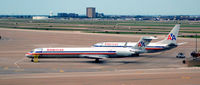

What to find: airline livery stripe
left=145, top=48, right=163, bottom=50
left=93, top=45, right=132, bottom=47
left=27, top=53, right=116, bottom=55
left=42, top=51, right=115, bottom=52
left=93, top=45, right=165, bottom=48
left=146, top=46, right=164, bottom=48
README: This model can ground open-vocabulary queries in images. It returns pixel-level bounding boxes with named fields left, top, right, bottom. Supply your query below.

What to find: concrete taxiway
left=0, top=28, right=199, bottom=85
left=0, top=68, right=200, bottom=85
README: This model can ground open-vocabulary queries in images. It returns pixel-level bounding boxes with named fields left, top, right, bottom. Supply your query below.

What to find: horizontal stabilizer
left=177, top=42, right=187, bottom=45
left=142, top=36, right=158, bottom=40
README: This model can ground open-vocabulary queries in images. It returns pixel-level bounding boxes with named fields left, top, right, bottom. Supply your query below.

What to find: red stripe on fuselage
left=27, top=53, right=116, bottom=55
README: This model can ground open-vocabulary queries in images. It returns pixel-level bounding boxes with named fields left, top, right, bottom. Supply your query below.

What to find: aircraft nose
left=25, top=52, right=33, bottom=58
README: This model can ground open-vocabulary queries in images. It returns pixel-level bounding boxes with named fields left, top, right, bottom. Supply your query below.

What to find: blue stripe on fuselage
left=146, top=46, right=165, bottom=48
left=35, top=51, right=116, bottom=53
left=93, top=45, right=132, bottom=47
left=93, top=45, right=165, bottom=49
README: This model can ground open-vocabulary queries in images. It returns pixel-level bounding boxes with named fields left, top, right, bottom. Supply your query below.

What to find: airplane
left=93, top=24, right=180, bottom=54
left=26, top=36, right=156, bottom=62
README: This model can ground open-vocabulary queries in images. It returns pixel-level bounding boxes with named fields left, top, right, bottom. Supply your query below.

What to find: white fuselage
left=92, top=24, right=180, bottom=53
left=93, top=42, right=172, bottom=53
left=93, top=42, right=168, bottom=49
left=26, top=47, right=138, bottom=59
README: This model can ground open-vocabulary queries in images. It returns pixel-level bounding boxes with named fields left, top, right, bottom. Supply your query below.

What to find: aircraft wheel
left=95, top=59, right=100, bottom=63
left=31, top=58, right=34, bottom=62
left=182, top=60, right=186, bottom=64
left=135, top=54, right=139, bottom=56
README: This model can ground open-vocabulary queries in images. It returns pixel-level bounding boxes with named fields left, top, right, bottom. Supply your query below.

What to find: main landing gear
left=135, top=54, right=140, bottom=56
left=95, top=59, right=100, bottom=63
left=132, top=54, right=139, bottom=57
left=31, top=58, right=34, bottom=62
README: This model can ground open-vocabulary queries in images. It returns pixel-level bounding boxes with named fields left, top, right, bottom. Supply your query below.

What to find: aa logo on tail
left=167, top=33, right=176, bottom=40
left=138, top=41, right=145, bottom=47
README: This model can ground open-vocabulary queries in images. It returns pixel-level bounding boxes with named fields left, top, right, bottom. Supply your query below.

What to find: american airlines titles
left=47, top=49, right=64, bottom=51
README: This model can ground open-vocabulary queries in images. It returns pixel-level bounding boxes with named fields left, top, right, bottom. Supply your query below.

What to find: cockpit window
left=35, top=51, right=42, bottom=53
left=30, top=48, right=42, bottom=53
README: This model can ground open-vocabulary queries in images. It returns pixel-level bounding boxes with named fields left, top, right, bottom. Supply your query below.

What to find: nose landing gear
left=31, top=55, right=39, bottom=62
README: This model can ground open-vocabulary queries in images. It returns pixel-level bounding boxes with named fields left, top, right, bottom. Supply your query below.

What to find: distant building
left=68, top=13, right=79, bottom=18
left=32, top=16, right=49, bottom=20
left=57, top=13, right=79, bottom=18
left=86, top=7, right=96, bottom=18
left=57, top=13, right=68, bottom=17
left=50, top=11, right=53, bottom=16
left=96, top=12, right=104, bottom=18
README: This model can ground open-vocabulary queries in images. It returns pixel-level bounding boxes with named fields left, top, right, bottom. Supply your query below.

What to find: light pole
left=195, top=33, right=198, bottom=52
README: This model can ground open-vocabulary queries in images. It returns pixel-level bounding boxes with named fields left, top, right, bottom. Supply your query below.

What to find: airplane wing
left=79, top=55, right=108, bottom=59
left=177, top=42, right=187, bottom=45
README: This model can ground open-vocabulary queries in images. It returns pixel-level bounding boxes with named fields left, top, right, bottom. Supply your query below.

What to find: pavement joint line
left=118, top=67, right=200, bottom=72
left=14, top=69, right=24, bottom=72
left=181, top=76, right=191, bottom=79
left=59, top=69, right=64, bottom=73
left=14, top=57, right=26, bottom=69
left=3, top=67, right=8, bottom=70
left=178, top=42, right=188, bottom=45
left=178, top=67, right=200, bottom=70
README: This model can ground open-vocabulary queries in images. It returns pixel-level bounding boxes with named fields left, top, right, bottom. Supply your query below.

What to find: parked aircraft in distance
left=26, top=36, right=156, bottom=62
left=93, top=24, right=180, bottom=54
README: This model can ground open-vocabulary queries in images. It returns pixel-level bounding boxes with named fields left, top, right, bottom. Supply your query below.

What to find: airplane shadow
left=36, top=59, right=145, bottom=65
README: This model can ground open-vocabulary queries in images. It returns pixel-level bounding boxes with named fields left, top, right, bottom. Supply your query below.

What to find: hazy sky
left=0, top=0, right=199, bottom=15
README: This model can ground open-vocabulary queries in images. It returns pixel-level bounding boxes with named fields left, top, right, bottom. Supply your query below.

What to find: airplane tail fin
left=159, top=24, right=180, bottom=45
left=134, top=36, right=157, bottom=50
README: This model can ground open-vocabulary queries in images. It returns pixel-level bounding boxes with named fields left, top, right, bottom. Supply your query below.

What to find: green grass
left=0, top=19, right=200, bottom=38
left=0, top=26, right=91, bottom=31
left=86, top=31, right=167, bottom=35
left=118, top=23, right=175, bottom=27
left=33, top=20, right=200, bottom=27
left=43, top=25, right=92, bottom=28
left=179, top=35, right=200, bottom=38
left=32, top=20, right=120, bottom=25
left=1, top=19, right=200, bottom=27
left=194, top=65, right=200, bottom=67
left=1, top=26, right=200, bottom=38
left=119, top=23, right=200, bottom=27
left=180, top=31, right=200, bottom=33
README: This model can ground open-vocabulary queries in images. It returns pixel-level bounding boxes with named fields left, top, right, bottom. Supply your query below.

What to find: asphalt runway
left=0, top=28, right=200, bottom=85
